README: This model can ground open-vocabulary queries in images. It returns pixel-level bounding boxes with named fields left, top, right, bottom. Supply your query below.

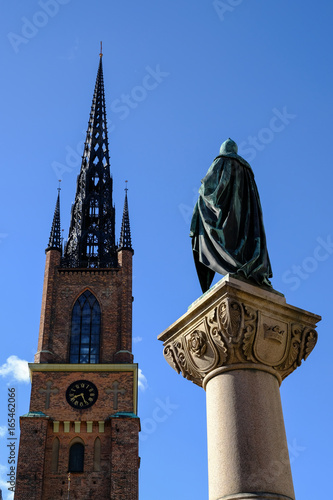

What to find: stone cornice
left=158, top=275, right=321, bottom=387
left=29, top=363, right=138, bottom=373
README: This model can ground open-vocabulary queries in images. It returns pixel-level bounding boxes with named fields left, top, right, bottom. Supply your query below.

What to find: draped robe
left=190, top=145, right=272, bottom=293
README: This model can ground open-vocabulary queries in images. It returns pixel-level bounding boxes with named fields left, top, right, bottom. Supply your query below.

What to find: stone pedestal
left=158, top=275, right=320, bottom=500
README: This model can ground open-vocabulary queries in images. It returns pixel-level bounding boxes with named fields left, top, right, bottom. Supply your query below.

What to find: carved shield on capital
left=185, top=320, right=220, bottom=374
left=253, top=313, right=289, bottom=366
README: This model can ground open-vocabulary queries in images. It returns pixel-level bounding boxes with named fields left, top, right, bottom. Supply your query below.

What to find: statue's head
left=220, top=138, right=238, bottom=155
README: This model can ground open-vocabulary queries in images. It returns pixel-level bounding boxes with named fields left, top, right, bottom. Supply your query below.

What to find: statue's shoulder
left=214, top=154, right=254, bottom=173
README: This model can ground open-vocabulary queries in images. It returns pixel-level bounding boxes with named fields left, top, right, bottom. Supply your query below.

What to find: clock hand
left=76, top=393, right=89, bottom=405
left=72, top=393, right=86, bottom=401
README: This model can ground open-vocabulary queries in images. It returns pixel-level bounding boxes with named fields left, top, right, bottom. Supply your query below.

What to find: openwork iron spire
left=62, top=54, right=117, bottom=268
left=47, top=188, right=61, bottom=251
left=119, top=184, right=132, bottom=251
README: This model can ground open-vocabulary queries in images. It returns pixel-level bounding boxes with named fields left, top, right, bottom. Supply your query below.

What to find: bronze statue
left=190, top=138, right=272, bottom=293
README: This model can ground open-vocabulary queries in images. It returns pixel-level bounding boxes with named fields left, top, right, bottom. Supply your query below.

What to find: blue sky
left=1, top=1, right=332, bottom=499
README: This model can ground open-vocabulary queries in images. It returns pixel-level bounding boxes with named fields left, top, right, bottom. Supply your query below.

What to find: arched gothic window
left=69, top=291, right=101, bottom=364
left=68, top=442, right=84, bottom=472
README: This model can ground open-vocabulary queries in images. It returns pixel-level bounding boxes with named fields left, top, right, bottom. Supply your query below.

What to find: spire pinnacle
left=47, top=184, right=61, bottom=252
left=100, top=41, right=103, bottom=58
left=119, top=182, right=133, bottom=251
left=63, top=54, right=116, bottom=268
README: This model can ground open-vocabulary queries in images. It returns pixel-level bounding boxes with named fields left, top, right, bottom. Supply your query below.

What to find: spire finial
left=125, top=180, right=128, bottom=193
left=100, top=41, right=103, bottom=58
left=58, top=179, right=61, bottom=194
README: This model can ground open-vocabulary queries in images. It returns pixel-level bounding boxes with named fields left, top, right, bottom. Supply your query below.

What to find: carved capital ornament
left=159, top=276, right=320, bottom=388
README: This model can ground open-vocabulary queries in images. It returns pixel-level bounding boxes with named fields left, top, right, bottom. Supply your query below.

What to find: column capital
left=158, top=275, right=321, bottom=387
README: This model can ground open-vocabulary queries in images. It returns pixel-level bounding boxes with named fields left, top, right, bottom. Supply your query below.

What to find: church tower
left=15, top=52, right=140, bottom=500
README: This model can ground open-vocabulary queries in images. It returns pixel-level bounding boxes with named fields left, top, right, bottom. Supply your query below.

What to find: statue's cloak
left=190, top=151, right=272, bottom=292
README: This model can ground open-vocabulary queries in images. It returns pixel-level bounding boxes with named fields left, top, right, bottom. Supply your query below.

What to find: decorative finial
left=100, top=41, right=103, bottom=58
left=58, top=179, right=61, bottom=194
left=125, top=180, right=128, bottom=193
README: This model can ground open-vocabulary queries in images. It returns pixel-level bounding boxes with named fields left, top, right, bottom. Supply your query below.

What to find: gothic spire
left=46, top=188, right=61, bottom=252
left=119, top=183, right=133, bottom=251
left=62, top=53, right=117, bottom=268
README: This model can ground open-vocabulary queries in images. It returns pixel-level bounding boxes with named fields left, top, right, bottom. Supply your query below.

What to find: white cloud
left=0, top=465, right=14, bottom=500
left=133, top=336, right=143, bottom=344
left=0, top=356, right=30, bottom=383
left=0, top=426, right=7, bottom=438
left=0, top=484, right=14, bottom=500
left=138, top=368, right=148, bottom=392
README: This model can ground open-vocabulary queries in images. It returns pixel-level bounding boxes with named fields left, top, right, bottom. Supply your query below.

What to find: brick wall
left=15, top=416, right=49, bottom=500
left=16, top=245, right=139, bottom=500
left=35, top=248, right=133, bottom=364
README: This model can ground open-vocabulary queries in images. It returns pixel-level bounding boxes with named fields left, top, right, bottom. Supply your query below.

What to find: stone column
left=158, top=275, right=320, bottom=500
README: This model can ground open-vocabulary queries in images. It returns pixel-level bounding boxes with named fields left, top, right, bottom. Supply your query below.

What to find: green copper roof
left=111, top=411, right=138, bottom=419
left=21, top=411, right=49, bottom=418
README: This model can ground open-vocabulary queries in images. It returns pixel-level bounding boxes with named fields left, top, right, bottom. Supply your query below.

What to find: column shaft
left=206, top=369, right=295, bottom=500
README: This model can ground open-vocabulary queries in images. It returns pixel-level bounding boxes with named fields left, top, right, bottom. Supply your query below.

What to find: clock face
left=66, top=380, right=98, bottom=409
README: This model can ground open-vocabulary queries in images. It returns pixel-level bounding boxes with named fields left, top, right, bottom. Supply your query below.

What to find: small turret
left=119, top=183, right=133, bottom=252
left=46, top=188, right=61, bottom=253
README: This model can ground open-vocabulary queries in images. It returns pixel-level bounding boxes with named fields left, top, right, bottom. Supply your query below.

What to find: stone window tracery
left=69, top=290, right=101, bottom=364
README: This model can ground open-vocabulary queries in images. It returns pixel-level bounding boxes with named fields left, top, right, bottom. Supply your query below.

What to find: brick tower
left=15, top=51, right=140, bottom=500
